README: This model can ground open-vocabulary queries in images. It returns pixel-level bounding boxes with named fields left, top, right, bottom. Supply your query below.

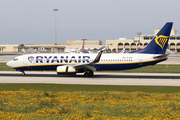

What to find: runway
left=1, top=71, right=180, bottom=86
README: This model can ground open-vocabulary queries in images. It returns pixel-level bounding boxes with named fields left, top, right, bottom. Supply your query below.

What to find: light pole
left=137, top=32, right=142, bottom=50
left=53, top=9, right=58, bottom=52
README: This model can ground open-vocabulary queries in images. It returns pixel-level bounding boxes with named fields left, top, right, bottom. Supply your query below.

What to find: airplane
left=6, top=22, right=173, bottom=76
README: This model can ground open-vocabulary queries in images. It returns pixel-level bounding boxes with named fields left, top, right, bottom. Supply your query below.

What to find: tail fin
left=133, top=22, right=173, bottom=54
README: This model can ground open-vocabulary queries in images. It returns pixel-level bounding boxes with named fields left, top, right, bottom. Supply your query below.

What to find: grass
left=0, top=84, right=180, bottom=93
left=102, top=64, right=180, bottom=73
left=120, top=64, right=180, bottom=73
left=0, top=63, right=15, bottom=71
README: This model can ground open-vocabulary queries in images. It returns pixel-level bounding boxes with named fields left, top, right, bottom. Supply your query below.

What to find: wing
left=72, top=50, right=103, bottom=71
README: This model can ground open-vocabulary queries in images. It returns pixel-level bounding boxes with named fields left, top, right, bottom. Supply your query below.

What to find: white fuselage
left=6, top=53, right=166, bottom=71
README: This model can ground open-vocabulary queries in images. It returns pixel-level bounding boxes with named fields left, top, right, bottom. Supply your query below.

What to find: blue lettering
left=60, top=56, right=68, bottom=63
left=69, top=56, right=77, bottom=63
left=36, top=56, right=43, bottom=63
left=78, top=56, right=81, bottom=63
left=35, top=56, right=91, bottom=64
left=44, top=56, right=52, bottom=63
left=51, top=56, right=59, bottom=63
left=83, top=56, right=90, bottom=63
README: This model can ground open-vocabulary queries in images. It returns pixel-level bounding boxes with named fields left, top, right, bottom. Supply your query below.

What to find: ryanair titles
left=28, top=56, right=91, bottom=63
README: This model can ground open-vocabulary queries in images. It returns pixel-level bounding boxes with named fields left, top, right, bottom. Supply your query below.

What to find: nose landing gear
left=16, top=70, right=26, bottom=76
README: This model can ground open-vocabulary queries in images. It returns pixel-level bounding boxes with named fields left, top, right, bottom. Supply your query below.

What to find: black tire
left=21, top=72, right=25, bottom=76
left=84, top=71, right=94, bottom=77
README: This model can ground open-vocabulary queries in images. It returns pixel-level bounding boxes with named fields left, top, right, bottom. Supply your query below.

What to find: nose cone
left=6, top=61, right=12, bottom=67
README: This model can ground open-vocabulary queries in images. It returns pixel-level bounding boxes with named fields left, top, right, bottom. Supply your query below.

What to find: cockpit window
left=13, top=58, right=18, bottom=61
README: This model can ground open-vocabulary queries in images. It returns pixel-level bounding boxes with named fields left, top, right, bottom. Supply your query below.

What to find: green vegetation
left=119, top=64, right=180, bottom=73
left=102, top=64, right=180, bottom=73
left=0, top=63, right=15, bottom=71
left=0, top=84, right=180, bottom=93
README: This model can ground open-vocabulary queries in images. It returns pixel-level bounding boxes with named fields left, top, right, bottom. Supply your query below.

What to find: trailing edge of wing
left=74, top=64, right=96, bottom=72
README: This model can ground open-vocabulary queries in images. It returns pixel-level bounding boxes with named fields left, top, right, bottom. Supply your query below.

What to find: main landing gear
left=84, top=70, right=94, bottom=77
left=21, top=71, right=25, bottom=76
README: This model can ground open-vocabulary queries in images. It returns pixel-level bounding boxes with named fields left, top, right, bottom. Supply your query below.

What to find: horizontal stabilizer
left=153, top=54, right=168, bottom=59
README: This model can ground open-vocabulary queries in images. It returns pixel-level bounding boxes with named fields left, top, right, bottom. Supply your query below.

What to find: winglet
left=92, top=50, right=103, bottom=63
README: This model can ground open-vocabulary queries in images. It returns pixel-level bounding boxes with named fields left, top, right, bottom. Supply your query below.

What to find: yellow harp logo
left=155, top=35, right=169, bottom=50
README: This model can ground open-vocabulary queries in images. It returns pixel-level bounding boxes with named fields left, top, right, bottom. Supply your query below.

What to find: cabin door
left=23, top=56, right=28, bottom=65
left=138, top=56, right=143, bottom=65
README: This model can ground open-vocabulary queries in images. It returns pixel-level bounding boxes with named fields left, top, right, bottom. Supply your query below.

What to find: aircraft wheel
left=21, top=72, right=25, bottom=76
left=84, top=71, right=94, bottom=77
left=88, top=71, right=94, bottom=76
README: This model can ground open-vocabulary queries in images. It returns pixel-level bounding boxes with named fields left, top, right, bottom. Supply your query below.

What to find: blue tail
left=132, top=22, right=173, bottom=54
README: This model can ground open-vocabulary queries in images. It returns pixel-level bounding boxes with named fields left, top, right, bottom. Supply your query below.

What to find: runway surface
left=1, top=71, right=180, bottom=86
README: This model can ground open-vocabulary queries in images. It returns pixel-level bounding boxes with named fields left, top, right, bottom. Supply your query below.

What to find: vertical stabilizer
left=133, top=22, right=173, bottom=54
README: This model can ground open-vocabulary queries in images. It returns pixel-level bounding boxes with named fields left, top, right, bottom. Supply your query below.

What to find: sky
left=0, top=0, right=180, bottom=45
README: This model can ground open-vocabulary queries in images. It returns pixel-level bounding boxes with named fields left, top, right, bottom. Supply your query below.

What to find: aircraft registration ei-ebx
left=6, top=22, right=173, bottom=76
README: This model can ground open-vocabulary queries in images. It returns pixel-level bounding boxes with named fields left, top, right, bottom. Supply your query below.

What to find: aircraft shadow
left=0, top=73, right=180, bottom=79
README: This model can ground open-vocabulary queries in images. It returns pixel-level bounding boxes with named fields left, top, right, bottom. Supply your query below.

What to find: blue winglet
left=92, top=50, right=103, bottom=63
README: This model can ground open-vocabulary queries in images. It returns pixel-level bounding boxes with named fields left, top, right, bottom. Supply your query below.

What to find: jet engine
left=57, top=66, right=76, bottom=75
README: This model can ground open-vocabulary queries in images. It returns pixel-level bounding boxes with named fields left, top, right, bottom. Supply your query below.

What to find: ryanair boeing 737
left=6, top=22, right=173, bottom=76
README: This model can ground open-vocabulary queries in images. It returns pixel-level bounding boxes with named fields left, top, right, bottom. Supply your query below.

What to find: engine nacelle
left=57, top=66, right=76, bottom=75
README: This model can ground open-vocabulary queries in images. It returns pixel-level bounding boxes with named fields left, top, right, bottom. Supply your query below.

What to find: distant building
left=0, top=44, right=18, bottom=52
left=65, top=39, right=105, bottom=52
left=1, top=29, right=180, bottom=53
left=67, top=39, right=102, bottom=45
left=0, top=44, right=65, bottom=53
left=106, top=29, right=180, bottom=53
left=24, top=44, right=65, bottom=53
